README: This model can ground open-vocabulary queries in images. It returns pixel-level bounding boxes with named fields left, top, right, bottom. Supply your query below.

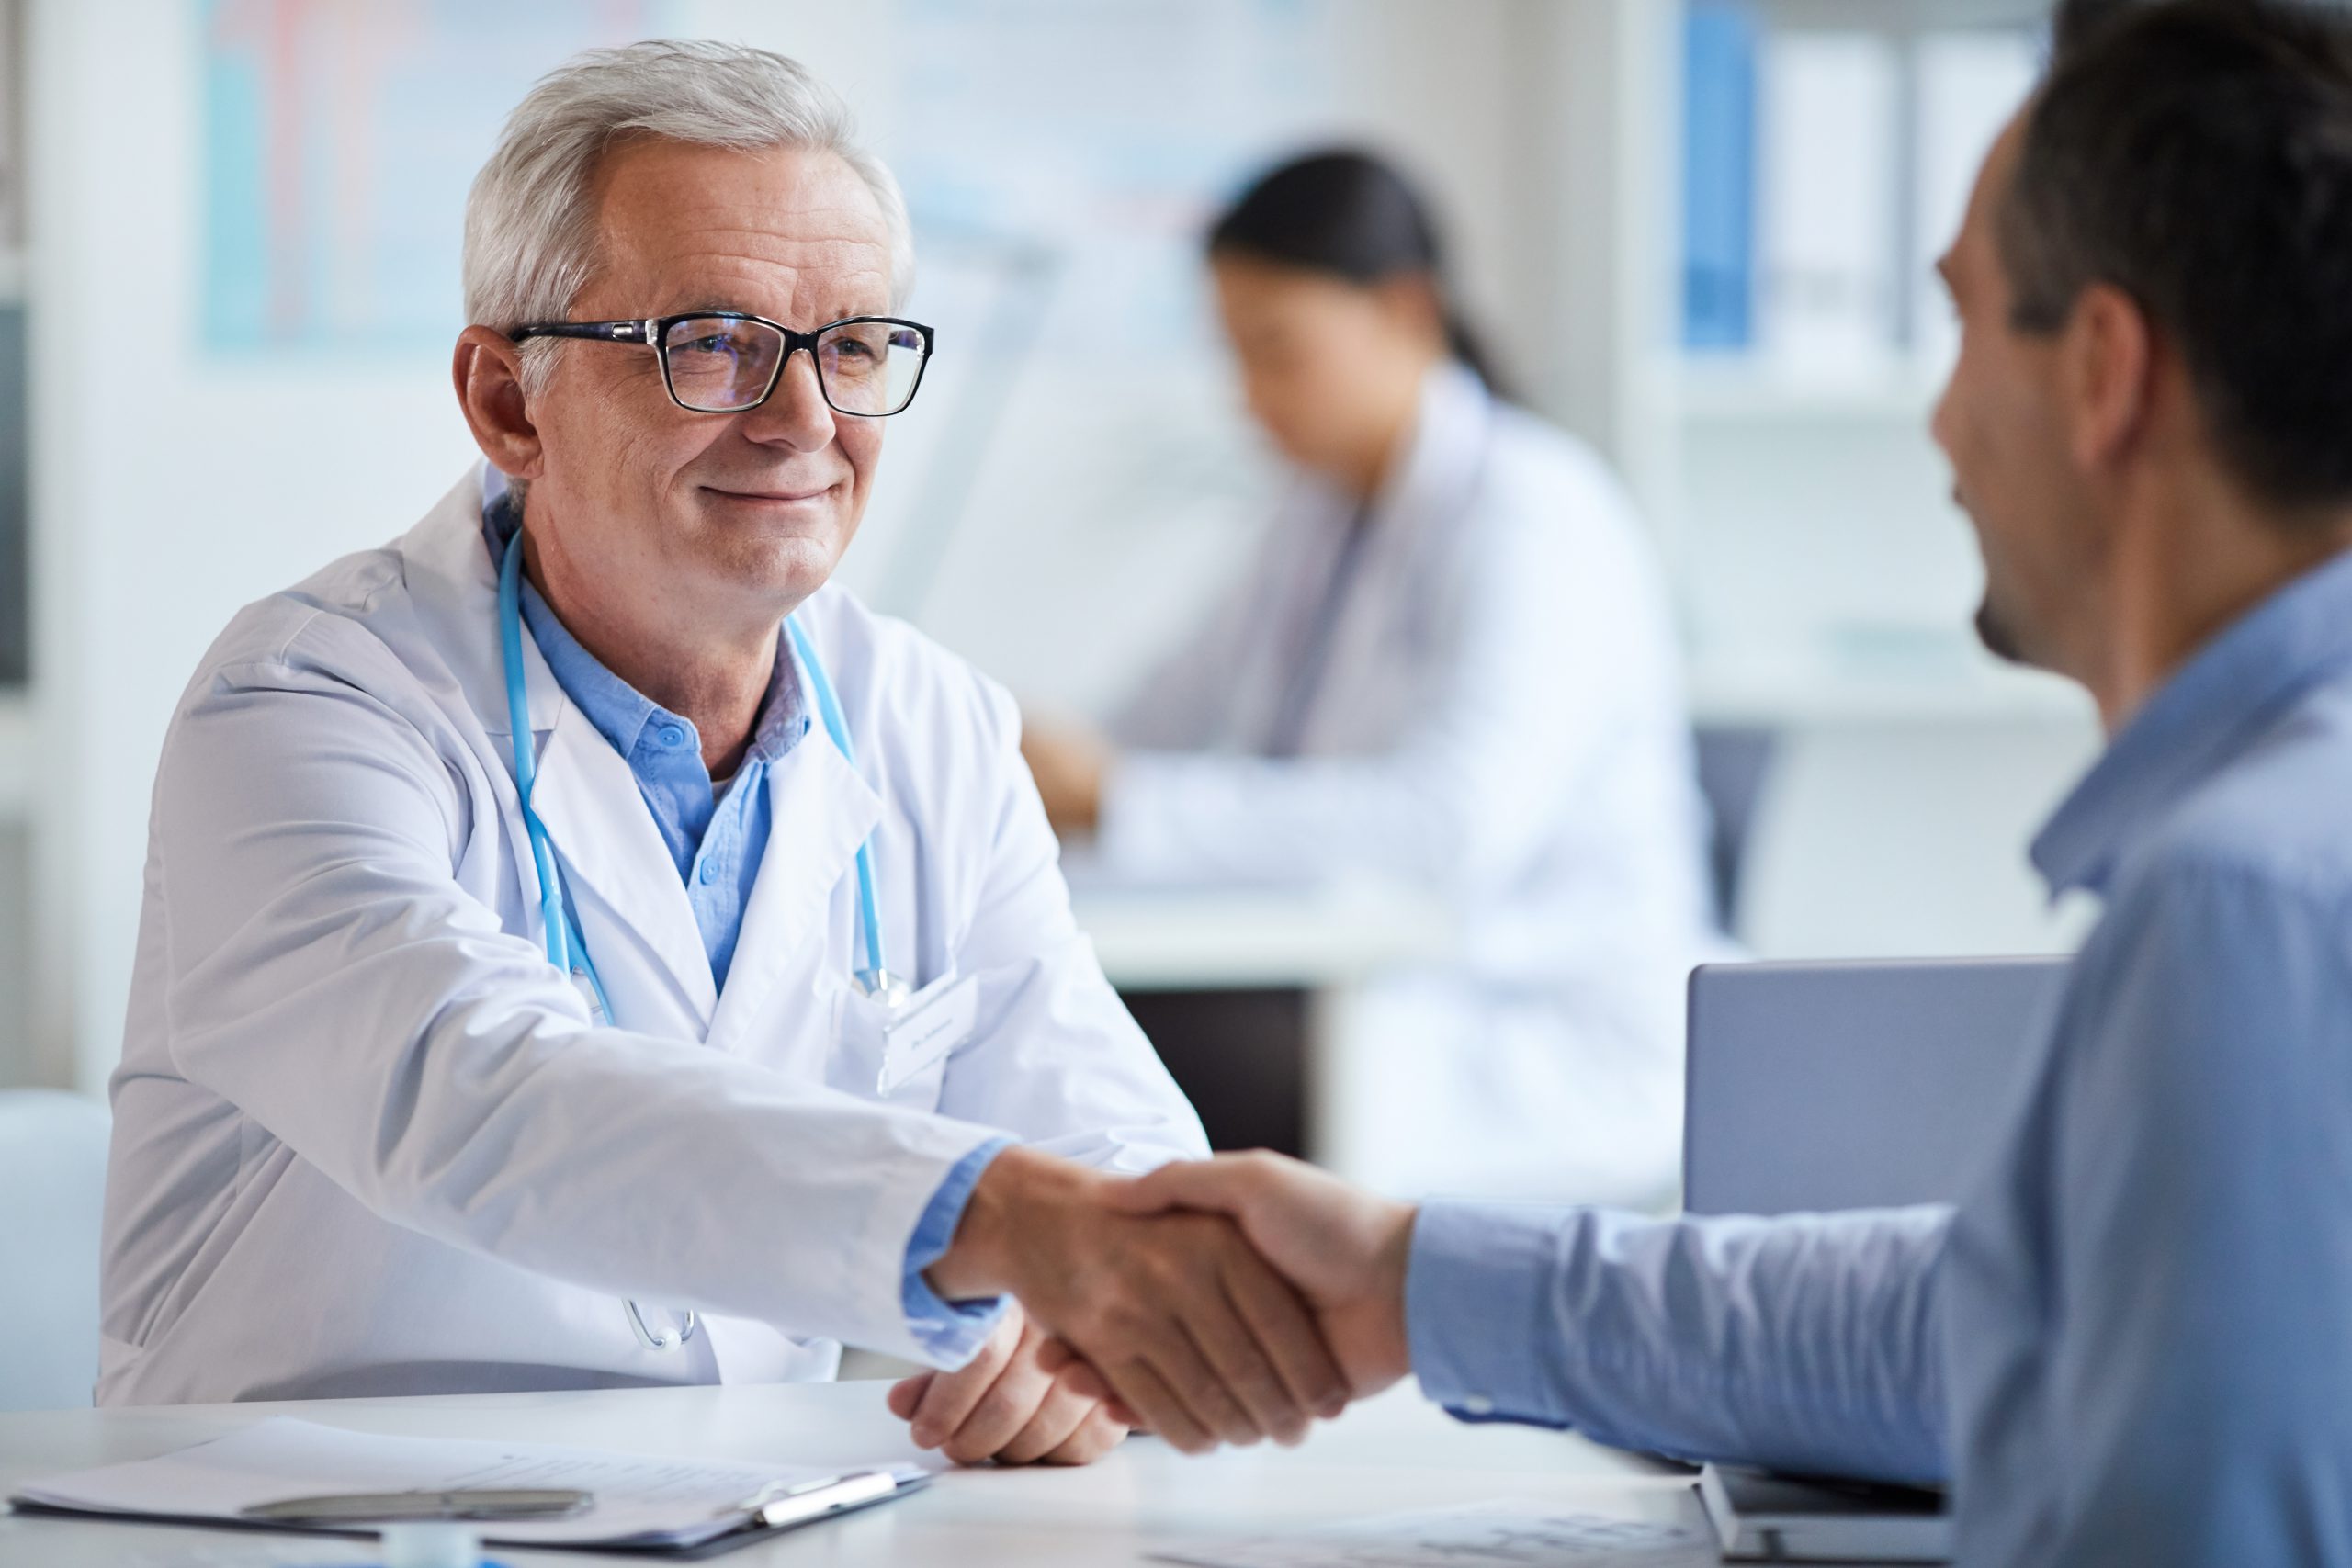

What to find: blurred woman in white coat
left=1023, top=151, right=1718, bottom=1206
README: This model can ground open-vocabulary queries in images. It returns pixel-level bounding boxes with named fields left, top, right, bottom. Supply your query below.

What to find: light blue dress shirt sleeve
left=1406, top=1199, right=1952, bottom=1483
left=899, top=1135, right=1016, bottom=1365
left=1980, top=855, right=2352, bottom=1567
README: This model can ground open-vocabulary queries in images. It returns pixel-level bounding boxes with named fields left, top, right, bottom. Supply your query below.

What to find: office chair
left=1694, top=724, right=1780, bottom=936
left=0, top=1089, right=109, bottom=1409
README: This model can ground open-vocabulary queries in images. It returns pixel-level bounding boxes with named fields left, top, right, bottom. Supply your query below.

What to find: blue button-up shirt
left=1405, top=546, right=2352, bottom=1566
left=484, top=500, right=1009, bottom=1364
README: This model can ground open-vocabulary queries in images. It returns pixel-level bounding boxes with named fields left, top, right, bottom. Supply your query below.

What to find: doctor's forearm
left=926, top=1145, right=1097, bottom=1299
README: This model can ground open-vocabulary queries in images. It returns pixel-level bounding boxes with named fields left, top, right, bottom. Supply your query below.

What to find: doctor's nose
left=740, top=349, right=839, bottom=452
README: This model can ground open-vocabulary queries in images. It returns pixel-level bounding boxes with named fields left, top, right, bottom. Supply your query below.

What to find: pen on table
left=724, top=1469, right=903, bottom=1527
left=240, top=1486, right=592, bottom=1525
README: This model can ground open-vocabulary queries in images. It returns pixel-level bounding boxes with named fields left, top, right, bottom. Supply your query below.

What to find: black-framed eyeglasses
left=506, top=312, right=935, bottom=417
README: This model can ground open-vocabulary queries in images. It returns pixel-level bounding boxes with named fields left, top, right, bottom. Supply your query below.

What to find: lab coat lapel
left=1221, top=491, right=1349, bottom=751
left=1363, top=365, right=1491, bottom=604
left=705, top=735, right=881, bottom=1058
left=531, top=699, right=721, bottom=1033
left=1312, top=367, right=1494, bottom=745
left=401, top=465, right=565, bottom=743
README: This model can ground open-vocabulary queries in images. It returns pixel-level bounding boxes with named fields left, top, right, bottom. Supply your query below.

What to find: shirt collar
left=2032, top=545, right=2352, bottom=897
left=480, top=496, right=809, bottom=766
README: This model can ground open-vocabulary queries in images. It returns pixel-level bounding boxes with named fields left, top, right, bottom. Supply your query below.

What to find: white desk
left=0, top=1381, right=1698, bottom=1565
left=1068, top=880, right=1453, bottom=1179
left=1070, top=880, right=1452, bottom=994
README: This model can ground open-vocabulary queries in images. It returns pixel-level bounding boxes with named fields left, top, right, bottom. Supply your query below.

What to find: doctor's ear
left=452, top=325, right=547, bottom=484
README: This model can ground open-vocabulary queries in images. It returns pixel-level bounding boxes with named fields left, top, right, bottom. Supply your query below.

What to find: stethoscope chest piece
left=624, top=1298, right=696, bottom=1352
left=857, top=969, right=912, bottom=1011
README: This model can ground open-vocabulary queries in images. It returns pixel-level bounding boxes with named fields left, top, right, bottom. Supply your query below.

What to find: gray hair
left=463, top=39, right=914, bottom=397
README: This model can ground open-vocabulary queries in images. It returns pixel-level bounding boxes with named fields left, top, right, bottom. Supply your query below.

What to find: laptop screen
left=1682, top=957, right=2070, bottom=1216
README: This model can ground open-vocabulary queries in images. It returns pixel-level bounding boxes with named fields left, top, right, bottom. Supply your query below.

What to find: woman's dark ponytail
left=1441, top=313, right=1507, bottom=399
left=1207, top=149, right=1511, bottom=402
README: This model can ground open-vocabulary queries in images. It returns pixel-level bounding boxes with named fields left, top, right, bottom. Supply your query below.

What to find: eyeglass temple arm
left=504, top=320, right=656, bottom=344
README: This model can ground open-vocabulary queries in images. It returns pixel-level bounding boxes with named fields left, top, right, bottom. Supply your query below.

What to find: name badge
left=877, top=973, right=979, bottom=1095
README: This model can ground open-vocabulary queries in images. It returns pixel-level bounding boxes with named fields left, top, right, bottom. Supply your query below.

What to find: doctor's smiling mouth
left=698, top=480, right=846, bottom=512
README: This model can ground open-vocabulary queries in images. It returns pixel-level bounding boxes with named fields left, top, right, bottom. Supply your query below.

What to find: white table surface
left=0, top=1380, right=1703, bottom=1565
left=1067, top=879, right=1453, bottom=993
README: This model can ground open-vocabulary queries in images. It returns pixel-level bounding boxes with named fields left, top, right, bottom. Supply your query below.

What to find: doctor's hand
left=924, top=1146, right=1351, bottom=1454
left=1102, top=1152, right=1419, bottom=1402
left=887, top=1301, right=1129, bottom=1466
left=1017, top=712, right=1113, bottom=837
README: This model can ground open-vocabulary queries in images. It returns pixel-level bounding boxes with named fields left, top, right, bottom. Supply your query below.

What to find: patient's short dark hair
left=2004, top=0, right=2352, bottom=511
left=2052, top=0, right=2352, bottom=57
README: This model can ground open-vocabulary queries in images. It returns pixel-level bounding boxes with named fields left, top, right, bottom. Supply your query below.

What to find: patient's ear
left=2061, top=281, right=2155, bottom=477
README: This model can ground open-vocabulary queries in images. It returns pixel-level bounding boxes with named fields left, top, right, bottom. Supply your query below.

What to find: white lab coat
left=1101, top=365, right=1714, bottom=1206
left=97, top=468, right=1206, bottom=1406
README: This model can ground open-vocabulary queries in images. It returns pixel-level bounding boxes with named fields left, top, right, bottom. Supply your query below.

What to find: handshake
left=887, top=1146, right=1418, bottom=1466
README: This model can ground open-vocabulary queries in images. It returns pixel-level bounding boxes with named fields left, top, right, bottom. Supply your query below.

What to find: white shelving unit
left=1619, top=1, right=2098, bottom=959
left=0, top=0, right=35, bottom=1089
left=1671, top=356, right=1948, bottom=427
left=1641, top=0, right=2058, bottom=732
left=1690, top=646, right=2093, bottom=729
left=0, top=690, right=27, bottom=820
left=0, top=691, right=25, bottom=1089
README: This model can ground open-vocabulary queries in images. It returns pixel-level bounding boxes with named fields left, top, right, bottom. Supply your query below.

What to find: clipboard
left=8, top=1417, right=933, bottom=1559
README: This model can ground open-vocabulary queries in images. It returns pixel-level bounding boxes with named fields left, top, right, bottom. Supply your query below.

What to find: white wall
left=19, top=0, right=2101, bottom=1091
left=29, top=0, right=477, bottom=1087
left=20, top=0, right=1566, bottom=1089
left=1742, top=719, right=2100, bottom=958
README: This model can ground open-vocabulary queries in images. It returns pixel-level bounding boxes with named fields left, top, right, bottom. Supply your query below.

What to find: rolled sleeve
left=899, top=1135, right=1015, bottom=1367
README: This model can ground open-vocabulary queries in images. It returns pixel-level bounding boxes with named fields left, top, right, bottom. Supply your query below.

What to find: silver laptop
left=1682, top=956, right=2071, bottom=1561
left=1684, top=955, right=2070, bottom=1217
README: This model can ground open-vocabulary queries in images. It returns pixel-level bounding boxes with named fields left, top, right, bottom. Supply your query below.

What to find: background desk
left=0, top=1381, right=1697, bottom=1566
left=1069, top=880, right=1453, bottom=1178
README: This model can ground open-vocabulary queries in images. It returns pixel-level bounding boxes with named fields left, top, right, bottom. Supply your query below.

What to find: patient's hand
left=1105, top=1152, right=1419, bottom=1401
left=888, top=1301, right=1129, bottom=1466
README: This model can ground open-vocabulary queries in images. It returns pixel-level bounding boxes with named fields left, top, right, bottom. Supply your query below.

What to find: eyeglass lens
left=661, top=317, right=926, bottom=415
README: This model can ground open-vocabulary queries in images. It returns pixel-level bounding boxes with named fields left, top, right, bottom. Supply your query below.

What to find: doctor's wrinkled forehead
left=461, top=39, right=917, bottom=398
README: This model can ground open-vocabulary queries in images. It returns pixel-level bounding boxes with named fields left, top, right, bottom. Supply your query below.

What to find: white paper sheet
left=12, top=1416, right=923, bottom=1550
left=74, top=1544, right=376, bottom=1568
left=1152, top=1495, right=1719, bottom=1568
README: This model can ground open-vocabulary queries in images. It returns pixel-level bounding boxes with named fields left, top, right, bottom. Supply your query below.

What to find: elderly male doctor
left=97, top=41, right=1346, bottom=1465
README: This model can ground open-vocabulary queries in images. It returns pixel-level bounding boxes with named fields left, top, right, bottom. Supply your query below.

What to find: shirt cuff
left=1405, top=1199, right=1574, bottom=1429
left=900, top=1135, right=1016, bottom=1368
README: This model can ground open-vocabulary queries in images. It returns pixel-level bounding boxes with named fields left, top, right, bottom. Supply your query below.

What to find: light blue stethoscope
left=495, top=529, right=905, bottom=1350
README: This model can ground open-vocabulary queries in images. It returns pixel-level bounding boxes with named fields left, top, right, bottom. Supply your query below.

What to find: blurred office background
left=0, top=0, right=2093, bottom=1100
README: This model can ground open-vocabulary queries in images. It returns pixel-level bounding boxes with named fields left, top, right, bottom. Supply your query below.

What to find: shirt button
left=660, top=724, right=688, bottom=749
left=698, top=860, right=719, bottom=886
left=1461, top=1394, right=1496, bottom=1416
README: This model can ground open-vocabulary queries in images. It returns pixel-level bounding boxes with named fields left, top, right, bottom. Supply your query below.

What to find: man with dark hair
left=1107, top=3, right=2352, bottom=1562
left=2050, top=0, right=2164, bottom=50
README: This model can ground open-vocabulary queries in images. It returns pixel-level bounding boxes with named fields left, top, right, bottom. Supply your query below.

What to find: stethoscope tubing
left=497, top=536, right=615, bottom=1021
left=494, top=524, right=891, bottom=1353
